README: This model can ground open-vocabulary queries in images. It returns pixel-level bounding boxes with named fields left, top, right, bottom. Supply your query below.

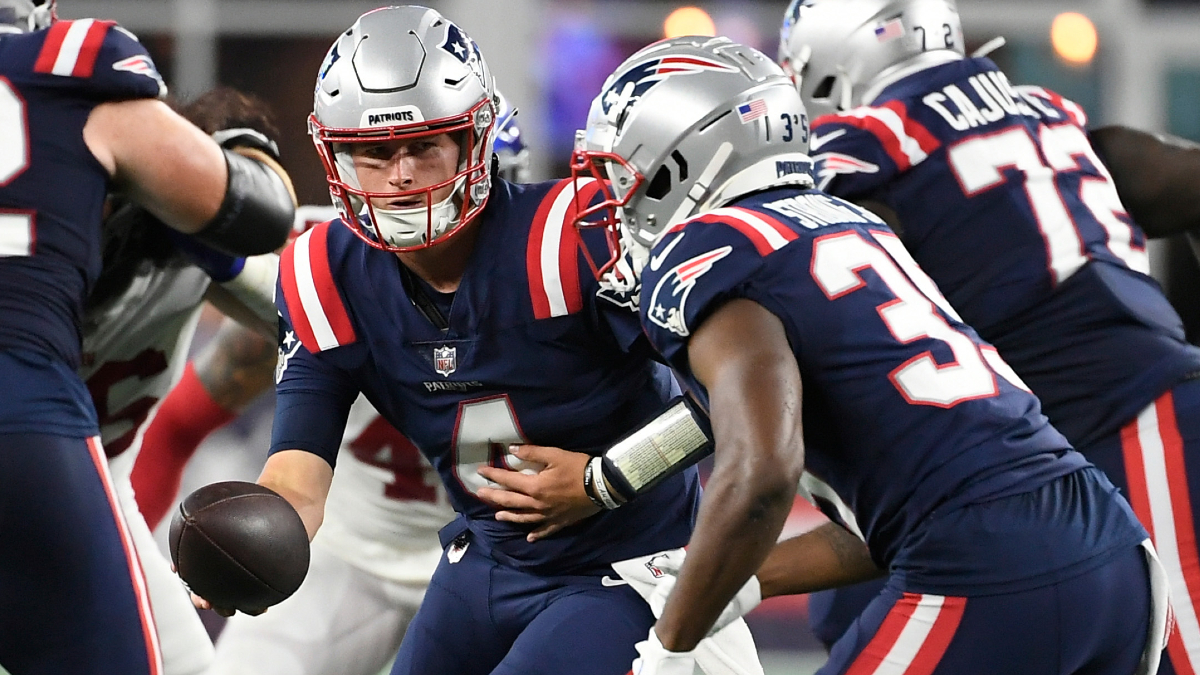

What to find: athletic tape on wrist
left=590, top=456, right=622, bottom=510
left=582, top=456, right=607, bottom=510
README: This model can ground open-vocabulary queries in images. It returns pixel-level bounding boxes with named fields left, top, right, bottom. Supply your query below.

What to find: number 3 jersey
left=638, top=188, right=1146, bottom=593
left=273, top=179, right=700, bottom=575
left=810, top=55, right=1200, bottom=449
left=0, top=21, right=165, bottom=436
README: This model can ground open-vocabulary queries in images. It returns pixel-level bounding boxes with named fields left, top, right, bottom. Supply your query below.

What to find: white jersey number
left=452, top=396, right=541, bottom=496
left=811, top=231, right=1000, bottom=407
left=947, top=124, right=1147, bottom=284
left=0, top=78, right=34, bottom=257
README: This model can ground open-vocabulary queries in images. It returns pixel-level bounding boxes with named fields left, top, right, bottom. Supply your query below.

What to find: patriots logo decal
left=319, top=44, right=340, bottom=81
left=112, top=54, right=167, bottom=97
left=813, top=152, right=881, bottom=190
left=601, top=56, right=738, bottom=116
left=647, top=246, right=733, bottom=337
left=441, top=23, right=487, bottom=88
left=441, top=23, right=472, bottom=62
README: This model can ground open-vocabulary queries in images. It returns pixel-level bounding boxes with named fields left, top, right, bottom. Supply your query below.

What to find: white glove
left=613, top=549, right=766, bottom=675
left=632, top=627, right=696, bottom=675
left=645, top=550, right=762, bottom=637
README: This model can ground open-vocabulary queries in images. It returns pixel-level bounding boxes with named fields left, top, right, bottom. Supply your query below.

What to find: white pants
left=208, top=540, right=427, bottom=675
left=110, top=450, right=216, bottom=675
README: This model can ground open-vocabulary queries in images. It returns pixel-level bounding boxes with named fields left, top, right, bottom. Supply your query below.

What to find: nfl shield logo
left=434, top=346, right=457, bottom=377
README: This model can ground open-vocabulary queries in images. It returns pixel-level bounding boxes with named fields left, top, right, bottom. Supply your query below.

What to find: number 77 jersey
left=638, top=188, right=1099, bottom=585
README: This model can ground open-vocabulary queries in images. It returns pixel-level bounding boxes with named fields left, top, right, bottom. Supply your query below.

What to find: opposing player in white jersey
left=81, top=87, right=291, bottom=675
left=131, top=92, right=532, bottom=675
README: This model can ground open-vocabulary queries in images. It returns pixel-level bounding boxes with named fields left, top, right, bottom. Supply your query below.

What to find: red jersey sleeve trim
left=526, top=178, right=602, bottom=319
left=33, top=19, right=114, bottom=77
left=279, top=221, right=356, bottom=352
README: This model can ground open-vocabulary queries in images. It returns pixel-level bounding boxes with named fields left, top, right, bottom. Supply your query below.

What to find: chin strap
left=372, top=190, right=462, bottom=247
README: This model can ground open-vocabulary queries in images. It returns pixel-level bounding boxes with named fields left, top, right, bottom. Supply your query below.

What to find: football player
left=156, top=91, right=526, bottom=675
left=185, top=8, right=709, bottom=675
left=130, top=88, right=533, bottom=533
left=82, top=86, right=290, bottom=675
left=568, top=35, right=1166, bottom=675
left=777, top=1, right=1200, bottom=672
left=0, top=1, right=294, bottom=673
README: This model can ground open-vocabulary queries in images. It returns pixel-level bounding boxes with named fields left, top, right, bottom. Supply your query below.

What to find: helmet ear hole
left=811, top=75, right=836, bottom=99
left=645, top=165, right=673, bottom=201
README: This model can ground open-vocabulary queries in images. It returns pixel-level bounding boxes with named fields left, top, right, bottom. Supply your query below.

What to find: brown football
left=169, top=481, right=310, bottom=615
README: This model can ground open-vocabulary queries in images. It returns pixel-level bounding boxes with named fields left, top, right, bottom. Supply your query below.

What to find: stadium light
left=663, top=6, right=716, bottom=38
left=1050, top=12, right=1098, bottom=65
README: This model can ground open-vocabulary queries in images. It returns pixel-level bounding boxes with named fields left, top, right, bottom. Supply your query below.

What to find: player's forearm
left=194, top=318, right=279, bottom=411
left=656, top=299, right=805, bottom=652
left=206, top=253, right=281, bottom=340
left=257, top=450, right=333, bottom=541
left=758, top=522, right=883, bottom=599
left=654, top=461, right=796, bottom=651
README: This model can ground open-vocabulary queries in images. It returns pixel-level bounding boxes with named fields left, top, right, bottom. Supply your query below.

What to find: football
left=169, top=481, right=310, bottom=615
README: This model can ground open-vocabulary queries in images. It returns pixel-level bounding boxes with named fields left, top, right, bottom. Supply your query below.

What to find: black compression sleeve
left=192, top=148, right=294, bottom=256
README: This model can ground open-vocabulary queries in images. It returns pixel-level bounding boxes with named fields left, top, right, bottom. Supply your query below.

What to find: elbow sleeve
left=193, top=148, right=295, bottom=257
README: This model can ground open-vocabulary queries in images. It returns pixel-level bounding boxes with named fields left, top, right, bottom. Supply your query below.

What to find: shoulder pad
left=278, top=221, right=357, bottom=352
left=818, top=100, right=940, bottom=171
left=1014, top=85, right=1087, bottom=127
left=35, top=20, right=165, bottom=99
left=525, top=177, right=603, bottom=319
left=682, top=207, right=799, bottom=256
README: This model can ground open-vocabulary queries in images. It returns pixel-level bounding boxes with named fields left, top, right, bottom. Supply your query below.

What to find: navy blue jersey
left=272, top=179, right=700, bottom=575
left=0, top=21, right=164, bottom=436
left=636, top=187, right=1143, bottom=587
left=0, top=20, right=164, bottom=369
left=810, top=56, right=1200, bottom=448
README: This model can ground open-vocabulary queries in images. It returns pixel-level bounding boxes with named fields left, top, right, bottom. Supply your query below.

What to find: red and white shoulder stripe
left=33, top=19, right=114, bottom=78
left=683, top=207, right=798, bottom=256
left=819, top=100, right=941, bottom=171
left=526, top=178, right=603, bottom=320
left=844, top=592, right=966, bottom=675
left=1017, top=85, right=1088, bottom=127
left=279, top=221, right=357, bottom=353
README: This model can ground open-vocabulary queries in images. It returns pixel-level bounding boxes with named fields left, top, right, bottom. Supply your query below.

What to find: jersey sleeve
left=271, top=220, right=364, bottom=466
left=639, top=210, right=792, bottom=367
left=33, top=20, right=165, bottom=99
left=810, top=100, right=939, bottom=198
left=277, top=221, right=358, bottom=354
left=270, top=280, right=359, bottom=467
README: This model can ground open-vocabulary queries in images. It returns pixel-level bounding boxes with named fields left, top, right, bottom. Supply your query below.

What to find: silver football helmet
left=310, top=6, right=497, bottom=252
left=572, top=36, right=813, bottom=279
left=779, top=0, right=964, bottom=118
left=0, top=0, right=54, bottom=32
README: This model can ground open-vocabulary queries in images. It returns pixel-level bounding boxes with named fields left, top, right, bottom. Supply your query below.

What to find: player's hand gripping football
left=476, top=444, right=600, bottom=542
left=629, top=628, right=696, bottom=675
